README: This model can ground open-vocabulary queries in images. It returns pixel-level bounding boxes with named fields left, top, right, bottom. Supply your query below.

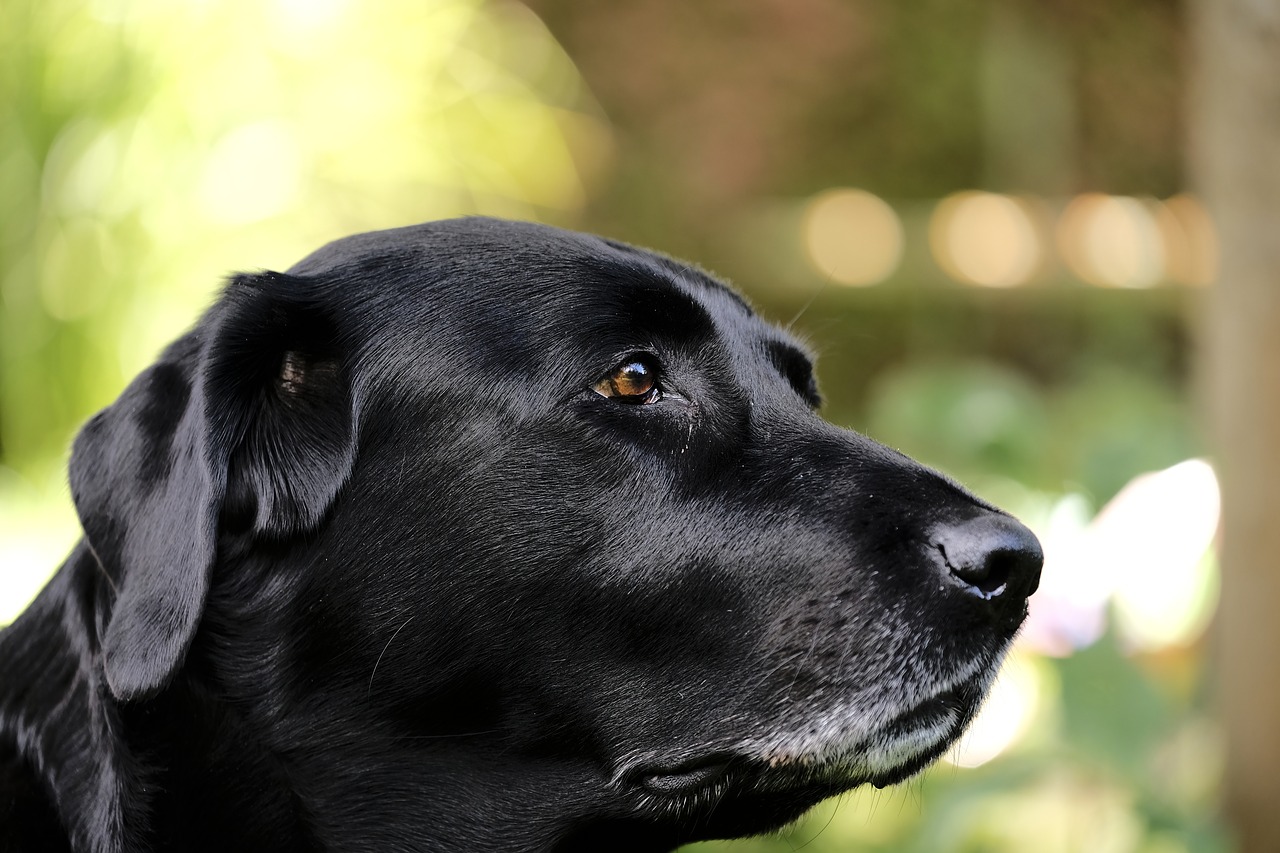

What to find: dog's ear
left=70, top=271, right=355, bottom=702
left=213, top=273, right=357, bottom=539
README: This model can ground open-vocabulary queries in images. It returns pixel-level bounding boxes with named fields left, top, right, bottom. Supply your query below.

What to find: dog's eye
left=594, top=356, right=661, bottom=403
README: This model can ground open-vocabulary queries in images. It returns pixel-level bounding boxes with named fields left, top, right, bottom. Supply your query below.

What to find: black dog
left=0, top=218, right=1041, bottom=852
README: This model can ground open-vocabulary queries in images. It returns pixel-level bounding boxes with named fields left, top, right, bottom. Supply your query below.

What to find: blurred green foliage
left=864, top=361, right=1198, bottom=503
left=0, top=0, right=608, bottom=476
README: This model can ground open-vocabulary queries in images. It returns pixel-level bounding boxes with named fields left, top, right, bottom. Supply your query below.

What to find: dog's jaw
left=742, top=644, right=1005, bottom=786
left=593, top=630, right=1015, bottom=851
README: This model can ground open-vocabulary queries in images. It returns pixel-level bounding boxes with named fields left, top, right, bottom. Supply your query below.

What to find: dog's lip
left=628, top=749, right=848, bottom=804
left=625, top=750, right=783, bottom=799
left=634, top=755, right=736, bottom=795
left=878, top=683, right=969, bottom=736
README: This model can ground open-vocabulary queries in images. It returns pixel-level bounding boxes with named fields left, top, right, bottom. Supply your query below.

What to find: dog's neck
left=0, top=544, right=329, bottom=853
left=0, top=543, right=152, bottom=853
left=0, top=546, right=672, bottom=853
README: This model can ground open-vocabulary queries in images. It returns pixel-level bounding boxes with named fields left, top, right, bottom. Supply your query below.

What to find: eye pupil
left=612, top=361, right=653, bottom=396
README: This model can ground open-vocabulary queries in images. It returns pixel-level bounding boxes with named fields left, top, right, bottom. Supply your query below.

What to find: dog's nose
left=931, top=512, right=1043, bottom=619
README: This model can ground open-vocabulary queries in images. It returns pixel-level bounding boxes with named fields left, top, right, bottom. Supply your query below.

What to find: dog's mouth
left=626, top=675, right=988, bottom=808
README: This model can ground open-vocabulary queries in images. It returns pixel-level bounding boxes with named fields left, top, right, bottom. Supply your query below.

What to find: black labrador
left=0, top=218, right=1042, bottom=852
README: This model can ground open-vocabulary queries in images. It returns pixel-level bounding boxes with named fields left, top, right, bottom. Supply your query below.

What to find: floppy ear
left=70, top=271, right=355, bottom=702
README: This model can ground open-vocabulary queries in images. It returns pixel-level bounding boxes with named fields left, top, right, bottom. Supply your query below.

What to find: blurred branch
left=1192, top=0, right=1280, bottom=849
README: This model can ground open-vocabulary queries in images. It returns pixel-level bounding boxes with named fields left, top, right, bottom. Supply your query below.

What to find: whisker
left=368, top=615, right=415, bottom=697
left=386, top=730, right=500, bottom=741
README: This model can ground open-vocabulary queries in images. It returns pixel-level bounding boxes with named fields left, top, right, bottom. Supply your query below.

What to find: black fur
left=0, top=218, right=1042, bottom=852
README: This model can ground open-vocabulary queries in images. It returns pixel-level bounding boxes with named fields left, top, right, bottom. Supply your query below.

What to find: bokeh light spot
left=198, top=120, right=304, bottom=225
left=1105, top=459, right=1220, bottom=651
left=1156, top=194, right=1218, bottom=286
left=801, top=188, right=903, bottom=286
left=1021, top=460, right=1220, bottom=655
left=929, top=191, right=1042, bottom=287
left=1057, top=194, right=1165, bottom=287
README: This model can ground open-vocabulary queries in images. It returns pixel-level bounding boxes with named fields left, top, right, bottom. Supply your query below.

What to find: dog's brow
left=659, top=260, right=755, bottom=317
left=615, top=277, right=717, bottom=343
left=597, top=238, right=755, bottom=317
left=579, top=257, right=719, bottom=346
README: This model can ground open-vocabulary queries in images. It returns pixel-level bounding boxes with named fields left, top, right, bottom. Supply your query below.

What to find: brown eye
left=594, top=356, right=661, bottom=403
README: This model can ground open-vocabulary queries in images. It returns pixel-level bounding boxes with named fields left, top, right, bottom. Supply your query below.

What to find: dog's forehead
left=292, top=217, right=751, bottom=314
left=294, top=217, right=804, bottom=375
left=289, top=216, right=660, bottom=283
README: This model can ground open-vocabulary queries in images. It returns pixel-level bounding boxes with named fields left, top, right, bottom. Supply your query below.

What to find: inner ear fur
left=214, top=273, right=356, bottom=539
left=69, top=270, right=355, bottom=702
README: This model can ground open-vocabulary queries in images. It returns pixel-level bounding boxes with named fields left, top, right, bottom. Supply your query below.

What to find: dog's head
left=69, top=218, right=1041, bottom=849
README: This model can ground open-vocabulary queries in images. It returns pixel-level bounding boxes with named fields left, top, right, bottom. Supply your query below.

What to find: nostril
left=932, top=513, right=1044, bottom=603
left=938, top=543, right=1012, bottom=598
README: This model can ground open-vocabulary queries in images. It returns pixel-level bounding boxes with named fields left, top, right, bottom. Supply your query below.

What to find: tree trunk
left=1191, top=0, right=1280, bottom=850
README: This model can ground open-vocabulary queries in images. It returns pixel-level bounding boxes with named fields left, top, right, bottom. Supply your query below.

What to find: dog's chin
left=848, top=677, right=987, bottom=789
left=625, top=673, right=990, bottom=836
